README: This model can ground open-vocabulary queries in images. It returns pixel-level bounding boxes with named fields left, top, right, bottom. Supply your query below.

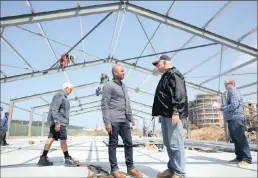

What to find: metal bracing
left=11, top=82, right=99, bottom=103
left=135, top=1, right=175, bottom=65
left=135, top=14, right=157, bottom=57
left=128, top=87, right=154, bottom=96
left=200, top=57, right=257, bottom=86
left=69, top=108, right=153, bottom=120
left=170, top=1, right=233, bottom=60
left=122, top=0, right=175, bottom=81
left=41, top=112, right=47, bottom=136
left=131, top=100, right=152, bottom=108
left=185, top=72, right=257, bottom=78
left=70, top=105, right=101, bottom=114
left=133, top=13, right=159, bottom=90
left=26, top=1, right=81, bottom=109
left=1, top=63, right=39, bottom=71
left=1, top=37, right=34, bottom=71
left=110, top=4, right=126, bottom=59
left=0, top=27, right=5, bottom=37
left=184, top=27, right=257, bottom=75
left=32, top=94, right=97, bottom=110
left=0, top=59, right=106, bottom=83
left=76, top=1, right=86, bottom=62
left=1, top=2, right=256, bottom=56
left=0, top=2, right=124, bottom=27
left=131, top=108, right=152, bottom=116
left=28, top=108, right=34, bottom=136
left=237, top=82, right=257, bottom=90
left=0, top=70, right=7, bottom=78
left=1, top=101, right=42, bottom=116
left=125, top=3, right=257, bottom=57
left=110, top=59, right=222, bottom=95
left=47, top=12, right=113, bottom=72
left=70, top=100, right=100, bottom=109
left=40, top=97, right=49, bottom=104
left=121, top=42, right=218, bottom=62
left=33, top=99, right=152, bottom=115
left=109, top=11, right=120, bottom=59
left=218, top=45, right=224, bottom=92
left=16, top=26, right=101, bottom=60
left=25, top=1, right=59, bottom=63
left=69, top=106, right=151, bottom=117
left=243, top=92, right=257, bottom=97
left=69, top=108, right=99, bottom=117
left=6, top=101, right=14, bottom=138
left=69, top=100, right=152, bottom=114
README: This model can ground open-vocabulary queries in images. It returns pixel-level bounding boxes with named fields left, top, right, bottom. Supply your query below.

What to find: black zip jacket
left=152, top=67, right=189, bottom=119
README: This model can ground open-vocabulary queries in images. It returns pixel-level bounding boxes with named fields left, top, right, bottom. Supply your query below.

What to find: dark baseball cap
left=152, top=55, right=171, bottom=66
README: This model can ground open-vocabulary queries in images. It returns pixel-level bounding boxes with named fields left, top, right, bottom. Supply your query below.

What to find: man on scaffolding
left=58, top=53, right=75, bottom=69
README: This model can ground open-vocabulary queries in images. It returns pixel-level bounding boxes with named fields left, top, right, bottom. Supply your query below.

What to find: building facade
left=189, top=94, right=223, bottom=127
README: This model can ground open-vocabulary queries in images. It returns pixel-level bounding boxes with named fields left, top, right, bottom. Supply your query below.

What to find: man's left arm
left=222, top=89, right=240, bottom=112
left=125, top=87, right=135, bottom=125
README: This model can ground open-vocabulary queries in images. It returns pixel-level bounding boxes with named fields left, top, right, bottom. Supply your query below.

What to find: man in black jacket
left=152, top=55, right=188, bottom=178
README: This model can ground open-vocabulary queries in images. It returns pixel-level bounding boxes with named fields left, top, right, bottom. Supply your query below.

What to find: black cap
left=152, top=55, right=171, bottom=66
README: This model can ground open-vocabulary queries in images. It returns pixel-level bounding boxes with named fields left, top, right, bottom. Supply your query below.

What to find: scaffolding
left=189, top=94, right=223, bottom=128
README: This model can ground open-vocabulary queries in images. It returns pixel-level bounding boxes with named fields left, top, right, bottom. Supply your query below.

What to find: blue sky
left=1, top=1, right=257, bottom=131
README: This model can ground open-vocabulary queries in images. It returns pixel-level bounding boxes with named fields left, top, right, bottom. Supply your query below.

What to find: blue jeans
left=108, top=121, right=134, bottom=172
left=227, top=119, right=252, bottom=163
left=160, top=116, right=186, bottom=178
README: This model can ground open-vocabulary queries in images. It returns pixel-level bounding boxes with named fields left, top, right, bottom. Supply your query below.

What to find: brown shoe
left=111, top=170, right=126, bottom=178
left=171, top=175, right=181, bottom=178
left=157, top=169, right=174, bottom=178
left=229, top=158, right=241, bottom=163
left=238, top=161, right=250, bottom=168
left=127, top=169, right=143, bottom=178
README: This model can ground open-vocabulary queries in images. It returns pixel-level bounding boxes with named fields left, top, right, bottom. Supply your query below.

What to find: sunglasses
left=224, top=83, right=231, bottom=86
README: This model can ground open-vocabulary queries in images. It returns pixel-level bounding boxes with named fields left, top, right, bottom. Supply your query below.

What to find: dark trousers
left=0, top=130, right=7, bottom=144
left=108, top=121, right=134, bottom=172
left=227, top=119, right=252, bottom=163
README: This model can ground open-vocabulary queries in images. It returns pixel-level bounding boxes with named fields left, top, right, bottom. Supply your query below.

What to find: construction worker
left=0, top=112, right=9, bottom=146
left=59, top=53, right=75, bottom=69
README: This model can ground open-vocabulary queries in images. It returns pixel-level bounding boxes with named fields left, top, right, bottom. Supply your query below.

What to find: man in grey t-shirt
left=101, top=65, right=143, bottom=178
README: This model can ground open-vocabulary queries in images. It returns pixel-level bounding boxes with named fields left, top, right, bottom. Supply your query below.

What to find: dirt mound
left=246, top=131, right=257, bottom=144
left=184, top=126, right=257, bottom=144
left=191, top=126, right=225, bottom=141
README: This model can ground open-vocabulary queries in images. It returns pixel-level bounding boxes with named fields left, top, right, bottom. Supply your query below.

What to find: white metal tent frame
left=1, top=1, right=257, bottom=138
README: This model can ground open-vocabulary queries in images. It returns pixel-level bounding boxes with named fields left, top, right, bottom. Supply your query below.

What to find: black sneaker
left=64, top=156, right=79, bottom=167
left=3, top=143, right=9, bottom=146
left=37, top=156, right=53, bottom=166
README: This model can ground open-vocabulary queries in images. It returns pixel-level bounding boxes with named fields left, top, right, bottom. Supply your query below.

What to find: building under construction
left=243, top=102, right=257, bottom=131
left=189, top=94, right=223, bottom=128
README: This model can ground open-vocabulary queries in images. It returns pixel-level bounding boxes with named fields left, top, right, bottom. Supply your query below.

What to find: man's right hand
left=106, top=124, right=112, bottom=134
left=55, top=123, right=61, bottom=132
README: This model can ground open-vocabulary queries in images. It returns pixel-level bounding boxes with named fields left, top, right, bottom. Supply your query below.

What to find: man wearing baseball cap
left=152, top=55, right=188, bottom=178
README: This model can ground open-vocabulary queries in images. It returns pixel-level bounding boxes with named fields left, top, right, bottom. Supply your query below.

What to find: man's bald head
left=225, top=78, right=235, bottom=89
left=112, top=65, right=125, bottom=80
